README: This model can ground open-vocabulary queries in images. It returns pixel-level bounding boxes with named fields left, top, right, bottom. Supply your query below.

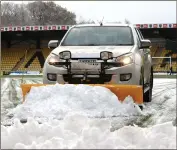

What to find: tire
left=139, top=66, right=144, bottom=86
left=144, top=86, right=152, bottom=102
left=151, top=67, right=153, bottom=89
left=139, top=67, right=144, bottom=110
left=139, top=66, right=152, bottom=103
left=143, top=67, right=153, bottom=102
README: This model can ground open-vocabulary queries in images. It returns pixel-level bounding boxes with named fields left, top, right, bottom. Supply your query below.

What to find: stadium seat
left=1, top=39, right=176, bottom=74
left=1, top=48, right=26, bottom=72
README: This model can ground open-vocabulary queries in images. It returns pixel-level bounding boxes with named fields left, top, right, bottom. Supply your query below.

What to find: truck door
left=135, top=28, right=150, bottom=84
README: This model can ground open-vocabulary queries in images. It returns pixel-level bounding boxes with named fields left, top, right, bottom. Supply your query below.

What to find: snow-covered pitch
left=1, top=78, right=176, bottom=149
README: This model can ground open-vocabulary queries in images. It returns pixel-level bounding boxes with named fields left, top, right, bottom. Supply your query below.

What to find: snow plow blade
left=21, top=84, right=143, bottom=104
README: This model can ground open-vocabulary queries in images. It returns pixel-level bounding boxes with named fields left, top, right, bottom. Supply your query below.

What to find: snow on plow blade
left=21, top=84, right=143, bottom=104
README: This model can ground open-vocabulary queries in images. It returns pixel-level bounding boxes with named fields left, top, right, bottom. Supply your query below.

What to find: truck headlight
left=100, top=51, right=113, bottom=60
left=47, top=53, right=60, bottom=65
left=116, top=53, right=134, bottom=65
left=59, top=51, right=71, bottom=60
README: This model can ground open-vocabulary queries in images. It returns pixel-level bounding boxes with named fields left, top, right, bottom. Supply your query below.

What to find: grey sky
left=3, top=1, right=176, bottom=24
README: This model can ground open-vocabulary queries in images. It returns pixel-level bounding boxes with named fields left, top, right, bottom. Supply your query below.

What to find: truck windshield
left=61, top=26, right=134, bottom=46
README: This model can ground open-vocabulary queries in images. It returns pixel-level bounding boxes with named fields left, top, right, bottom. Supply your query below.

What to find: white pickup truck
left=43, top=23, right=153, bottom=102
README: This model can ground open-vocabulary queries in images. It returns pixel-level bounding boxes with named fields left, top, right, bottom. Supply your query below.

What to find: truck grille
left=63, top=74, right=112, bottom=84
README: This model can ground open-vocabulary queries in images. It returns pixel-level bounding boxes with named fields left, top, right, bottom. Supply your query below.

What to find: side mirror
left=48, top=40, right=59, bottom=49
left=140, top=39, right=151, bottom=49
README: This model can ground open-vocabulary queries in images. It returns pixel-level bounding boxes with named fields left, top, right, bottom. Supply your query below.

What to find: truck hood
left=52, top=46, right=134, bottom=58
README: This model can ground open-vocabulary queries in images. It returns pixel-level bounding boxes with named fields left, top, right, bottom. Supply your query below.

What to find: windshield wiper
left=80, top=44, right=99, bottom=46
left=114, top=44, right=133, bottom=46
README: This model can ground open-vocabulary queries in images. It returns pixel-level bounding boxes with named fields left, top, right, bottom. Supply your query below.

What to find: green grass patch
left=153, top=74, right=176, bottom=78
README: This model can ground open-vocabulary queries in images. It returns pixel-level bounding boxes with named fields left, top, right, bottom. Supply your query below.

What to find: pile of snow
left=142, top=79, right=177, bottom=126
left=156, top=89, right=176, bottom=124
left=1, top=78, right=42, bottom=123
left=2, top=78, right=176, bottom=149
left=1, top=79, right=15, bottom=119
left=1, top=113, right=176, bottom=149
left=10, top=84, right=142, bottom=122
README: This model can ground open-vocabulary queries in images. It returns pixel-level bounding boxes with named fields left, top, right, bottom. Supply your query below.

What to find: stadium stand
left=17, top=49, right=38, bottom=72
left=1, top=48, right=25, bottom=72
left=1, top=24, right=177, bottom=75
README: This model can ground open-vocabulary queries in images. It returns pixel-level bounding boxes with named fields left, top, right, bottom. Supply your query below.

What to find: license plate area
left=78, top=59, right=99, bottom=65
left=71, top=59, right=101, bottom=70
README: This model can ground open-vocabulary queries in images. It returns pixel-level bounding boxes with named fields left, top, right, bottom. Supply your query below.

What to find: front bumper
left=43, top=61, right=141, bottom=85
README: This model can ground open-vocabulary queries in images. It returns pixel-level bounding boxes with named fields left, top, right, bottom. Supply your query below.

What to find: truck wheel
left=144, top=86, right=152, bottom=102
left=139, top=66, right=152, bottom=103
left=144, top=67, right=153, bottom=102
left=151, top=67, right=153, bottom=89
left=139, top=66, right=144, bottom=86
left=139, top=68, right=144, bottom=110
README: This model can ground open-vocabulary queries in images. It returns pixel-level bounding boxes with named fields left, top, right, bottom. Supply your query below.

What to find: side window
left=135, top=28, right=142, bottom=40
left=137, top=29, right=144, bottom=40
left=135, top=28, right=141, bottom=46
